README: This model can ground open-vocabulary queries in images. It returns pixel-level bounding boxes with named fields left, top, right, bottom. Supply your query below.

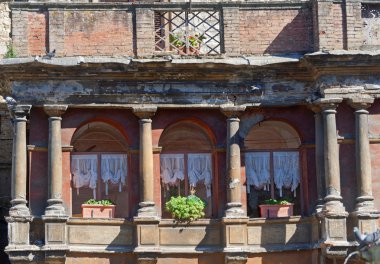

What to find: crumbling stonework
left=0, top=2, right=11, bottom=58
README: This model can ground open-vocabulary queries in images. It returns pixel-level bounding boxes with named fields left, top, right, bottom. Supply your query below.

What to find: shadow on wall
left=264, top=11, right=313, bottom=55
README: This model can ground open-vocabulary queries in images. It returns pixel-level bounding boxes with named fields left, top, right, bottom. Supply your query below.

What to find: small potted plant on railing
left=81, top=199, right=116, bottom=218
left=169, top=32, right=206, bottom=55
left=165, top=188, right=206, bottom=222
left=259, top=198, right=293, bottom=218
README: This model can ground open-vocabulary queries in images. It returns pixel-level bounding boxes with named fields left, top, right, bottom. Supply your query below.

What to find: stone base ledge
left=68, top=245, right=135, bottom=253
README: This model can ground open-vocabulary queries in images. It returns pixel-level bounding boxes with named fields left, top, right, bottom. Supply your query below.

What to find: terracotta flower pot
left=81, top=204, right=116, bottom=218
left=259, top=204, right=293, bottom=218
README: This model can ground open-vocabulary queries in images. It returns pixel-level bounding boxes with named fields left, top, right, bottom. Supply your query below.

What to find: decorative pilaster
left=220, top=105, right=246, bottom=218
left=349, top=97, right=379, bottom=233
left=310, top=105, right=325, bottom=213
left=315, top=98, right=348, bottom=254
left=43, top=104, right=68, bottom=217
left=133, top=106, right=158, bottom=218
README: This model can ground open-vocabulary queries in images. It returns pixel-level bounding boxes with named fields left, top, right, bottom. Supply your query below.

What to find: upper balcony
left=8, top=1, right=314, bottom=59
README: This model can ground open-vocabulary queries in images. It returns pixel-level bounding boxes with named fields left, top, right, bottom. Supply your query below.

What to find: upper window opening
left=244, top=121, right=302, bottom=218
left=159, top=121, right=215, bottom=218
left=70, top=122, right=129, bottom=218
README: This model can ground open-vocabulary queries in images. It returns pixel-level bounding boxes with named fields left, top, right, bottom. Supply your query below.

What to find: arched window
left=70, top=122, right=129, bottom=218
left=244, top=121, right=302, bottom=218
left=159, top=121, right=215, bottom=218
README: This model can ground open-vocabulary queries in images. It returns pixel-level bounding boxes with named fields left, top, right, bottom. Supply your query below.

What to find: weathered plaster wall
left=0, top=2, right=11, bottom=57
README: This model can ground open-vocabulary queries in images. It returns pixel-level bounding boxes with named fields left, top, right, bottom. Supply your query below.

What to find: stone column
left=310, top=105, right=325, bottom=213
left=349, top=97, right=379, bottom=233
left=316, top=98, right=348, bottom=252
left=43, top=105, right=68, bottom=217
left=220, top=105, right=246, bottom=217
left=133, top=106, right=158, bottom=218
left=5, top=105, right=34, bottom=262
left=9, top=105, right=31, bottom=218
left=42, top=105, right=68, bottom=263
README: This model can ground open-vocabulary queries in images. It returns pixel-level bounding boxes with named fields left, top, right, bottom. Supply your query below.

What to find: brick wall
left=62, top=11, right=133, bottom=56
left=28, top=11, right=47, bottom=56
left=12, top=9, right=134, bottom=57
left=239, top=8, right=313, bottom=55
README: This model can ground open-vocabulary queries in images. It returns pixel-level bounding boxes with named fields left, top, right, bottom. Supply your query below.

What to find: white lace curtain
left=245, top=152, right=271, bottom=193
left=101, top=154, right=128, bottom=195
left=273, top=151, right=300, bottom=197
left=160, top=154, right=185, bottom=186
left=71, top=154, right=98, bottom=199
left=187, top=153, right=212, bottom=197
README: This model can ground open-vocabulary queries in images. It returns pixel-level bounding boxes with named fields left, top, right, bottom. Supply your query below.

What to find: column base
left=354, top=196, right=380, bottom=216
left=6, top=215, right=33, bottom=246
left=351, top=198, right=379, bottom=234
left=137, top=201, right=158, bottom=219
left=321, top=195, right=348, bottom=218
left=9, top=199, right=30, bottom=218
left=44, top=199, right=67, bottom=217
left=225, top=202, right=245, bottom=218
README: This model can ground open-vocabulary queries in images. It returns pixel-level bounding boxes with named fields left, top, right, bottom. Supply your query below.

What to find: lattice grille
left=155, top=10, right=221, bottom=55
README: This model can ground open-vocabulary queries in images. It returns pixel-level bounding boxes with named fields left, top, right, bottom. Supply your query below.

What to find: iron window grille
left=154, top=9, right=221, bottom=56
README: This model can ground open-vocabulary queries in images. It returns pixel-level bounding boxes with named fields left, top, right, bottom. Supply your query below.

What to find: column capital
left=13, top=105, right=31, bottom=120
left=43, top=104, right=68, bottom=117
left=220, top=105, right=246, bottom=118
left=314, top=98, right=343, bottom=111
left=133, top=106, right=157, bottom=119
left=348, top=97, right=374, bottom=110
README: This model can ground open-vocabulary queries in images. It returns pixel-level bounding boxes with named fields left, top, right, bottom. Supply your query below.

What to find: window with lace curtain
left=159, top=121, right=214, bottom=218
left=244, top=121, right=302, bottom=218
left=70, top=122, right=129, bottom=218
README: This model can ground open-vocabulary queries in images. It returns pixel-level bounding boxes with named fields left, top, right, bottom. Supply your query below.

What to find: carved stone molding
left=348, top=97, right=374, bottom=110
left=43, top=104, right=68, bottom=117
left=225, top=253, right=248, bottom=264
left=220, top=105, right=246, bottom=118
left=137, top=253, right=158, bottom=264
left=133, top=106, right=157, bottom=119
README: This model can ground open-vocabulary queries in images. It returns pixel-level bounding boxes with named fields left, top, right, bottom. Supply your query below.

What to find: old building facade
left=1, top=0, right=380, bottom=263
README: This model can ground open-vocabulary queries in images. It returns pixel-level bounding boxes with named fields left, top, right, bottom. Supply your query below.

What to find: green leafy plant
left=169, top=32, right=206, bottom=48
left=263, top=198, right=291, bottom=205
left=84, top=199, right=115, bottom=206
left=4, top=42, right=17, bottom=59
left=165, top=195, right=206, bottom=221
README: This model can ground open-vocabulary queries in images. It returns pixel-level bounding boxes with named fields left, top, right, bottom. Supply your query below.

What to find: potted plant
left=81, top=199, right=116, bottom=218
left=165, top=189, right=206, bottom=222
left=259, top=198, right=293, bottom=218
left=169, top=32, right=206, bottom=55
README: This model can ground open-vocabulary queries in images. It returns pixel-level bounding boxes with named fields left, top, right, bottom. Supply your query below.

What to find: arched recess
left=70, top=121, right=129, bottom=218
left=158, top=120, right=216, bottom=218
left=244, top=120, right=303, bottom=218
